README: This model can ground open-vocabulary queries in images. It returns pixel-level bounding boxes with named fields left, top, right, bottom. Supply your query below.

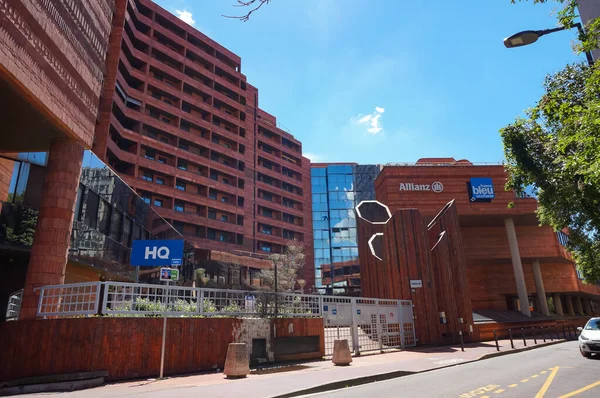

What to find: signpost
left=129, top=240, right=184, bottom=379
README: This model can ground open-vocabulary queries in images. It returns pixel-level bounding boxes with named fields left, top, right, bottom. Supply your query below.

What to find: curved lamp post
left=504, top=22, right=594, bottom=66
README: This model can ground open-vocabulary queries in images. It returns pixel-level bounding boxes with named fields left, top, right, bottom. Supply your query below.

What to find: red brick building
left=92, top=0, right=314, bottom=288
left=373, top=158, right=600, bottom=318
left=0, top=0, right=116, bottom=319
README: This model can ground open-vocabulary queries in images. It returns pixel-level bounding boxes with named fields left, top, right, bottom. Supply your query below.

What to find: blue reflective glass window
left=311, top=168, right=326, bottom=177
left=327, top=165, right=352, bottom=174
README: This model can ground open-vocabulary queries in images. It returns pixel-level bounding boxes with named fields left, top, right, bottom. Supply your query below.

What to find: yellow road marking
left=548, top=367, right=555, bottom=370
left=494, top=389, right=505, bottom=394
left=540, top=371, right=547, bottom=374
left=531, top=375, right=539, bottom=378
left=521, top=379, right=530, bottom=383
left=535, top=366, right=560, bottom=398
left=558, top=380, right=600, bottom=398
left=508, top=384, right=518, bottom=388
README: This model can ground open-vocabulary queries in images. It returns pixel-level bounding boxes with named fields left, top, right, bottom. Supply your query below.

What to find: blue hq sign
left=469, top=178, right=495, bottom=202
left=130, top=239, right=184, bottom=266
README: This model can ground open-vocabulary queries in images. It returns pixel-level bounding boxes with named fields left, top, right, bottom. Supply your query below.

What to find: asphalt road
left=310, top=341, right=600, bottom=398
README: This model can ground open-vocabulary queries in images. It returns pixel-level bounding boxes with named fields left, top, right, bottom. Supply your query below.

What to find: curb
left=270, top=340, right=571, bottom=398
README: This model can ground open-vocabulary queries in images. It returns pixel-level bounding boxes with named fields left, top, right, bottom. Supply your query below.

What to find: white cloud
left=175, top=9, right=195, bottom=26
left=353, top=106, right=385, bottom=135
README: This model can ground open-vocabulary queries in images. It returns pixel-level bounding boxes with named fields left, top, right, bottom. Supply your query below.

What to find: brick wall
left=0, top=317, right=324, bottom=382
left=0, top=0, right=115, bottom=147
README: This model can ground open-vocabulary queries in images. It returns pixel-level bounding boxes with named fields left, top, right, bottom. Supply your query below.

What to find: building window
left=142, top=173, right=153, bottom=182
left=222, top=177, right=229, bottom=185
left=262, top=192, right=273, bottom=201
left=154, top=199, right=163, bottom=207
left=261, top=225, right=272, bottom=235
left=219, top=234, right=226, bottom=242
left=179, top=142, right=189, bottom=150
left=158, top=156, right=166, bottom=164
left=208, top=210, right=216, bottom=220
left=176, top=181, right=186, bottom=191
left=178, top=160, right=188, bottom=171
left=283, top=198, right=294, bottom=208
left=142, top=196, right=151, bottom=204
left=261, top=244, right=272, bottom=253
left=156, top=177, right=165, bottom=185
left=221, top=215, right=229, bottom=222
left=83, top=191, right=100, bottom=230
left=263, top=208, right=273, bottom=218
left=145, top=149, right=155, bottom=160
left=209, top=191, right=217, bottom=200
left=175, top=203, right=184, bottom=212
left=221, top=196, right=229, bottom=203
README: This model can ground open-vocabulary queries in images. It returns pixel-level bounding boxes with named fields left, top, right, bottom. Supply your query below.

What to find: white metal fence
left=322, top=296, right=416, bottom=356
left=5, top=289, right=23, bottom=321
left=36, top=282, right=101, bottom=317
left=34, top=282, right=322, bottom=318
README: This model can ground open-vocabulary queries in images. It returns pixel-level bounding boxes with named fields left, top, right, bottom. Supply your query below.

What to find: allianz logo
left=399, top=182, right=444, bottom=193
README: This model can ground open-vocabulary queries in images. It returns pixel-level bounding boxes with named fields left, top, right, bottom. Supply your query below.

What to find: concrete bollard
left=332, top=339, right=353, bottom=366
left=224, top=343, right=250, bottom=378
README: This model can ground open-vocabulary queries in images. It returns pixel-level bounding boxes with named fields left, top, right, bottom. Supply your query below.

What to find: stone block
left=332, top=339, right=352, bottom=366
left=223, top=343, right=250, bottom=378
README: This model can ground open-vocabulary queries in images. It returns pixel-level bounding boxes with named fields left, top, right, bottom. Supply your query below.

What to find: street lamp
left=504, top=22, right=594, bottom=66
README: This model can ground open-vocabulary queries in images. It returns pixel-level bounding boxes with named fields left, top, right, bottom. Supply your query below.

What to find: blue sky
left=156, top=0, right=587, bottom=164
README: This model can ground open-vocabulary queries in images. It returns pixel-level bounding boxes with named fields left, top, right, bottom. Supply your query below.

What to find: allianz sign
left=399, top=181, right=444, bottom=193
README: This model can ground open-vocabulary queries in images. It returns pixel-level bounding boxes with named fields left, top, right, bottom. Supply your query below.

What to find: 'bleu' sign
left=469, top=178, right=495, bottom=202
left=131, top=240, right=184, bottom=266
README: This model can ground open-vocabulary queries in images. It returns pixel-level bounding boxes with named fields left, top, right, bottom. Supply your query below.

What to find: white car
left=578, top=317, right=600, bottom=358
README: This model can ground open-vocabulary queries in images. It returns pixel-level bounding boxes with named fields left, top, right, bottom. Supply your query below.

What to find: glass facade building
left=311, top=164, right=382, bottom=295
left=0, top=151, right=189, bottom=320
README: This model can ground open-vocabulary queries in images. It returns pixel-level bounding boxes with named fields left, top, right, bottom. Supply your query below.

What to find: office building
left=93, top=0, right=314, bottom=289
left=364, top=158, right=600, bottom=327
left=0, top=0, right=314, bottom=321
left=311, top=163, right=382, bottom=294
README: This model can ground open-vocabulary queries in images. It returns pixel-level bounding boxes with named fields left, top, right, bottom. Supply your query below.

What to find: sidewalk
left=38, top=337, right=570, bottom=398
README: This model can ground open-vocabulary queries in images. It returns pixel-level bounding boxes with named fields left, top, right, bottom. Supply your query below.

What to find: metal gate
left=322, top=296, right=415, bottom=356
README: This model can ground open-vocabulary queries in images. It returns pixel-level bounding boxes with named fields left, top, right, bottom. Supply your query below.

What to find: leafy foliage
left=501, top=60, right=600, bottom=281
left=3, top=207, right=38, bottom=247
left=502, top=0, right=600, bottom=282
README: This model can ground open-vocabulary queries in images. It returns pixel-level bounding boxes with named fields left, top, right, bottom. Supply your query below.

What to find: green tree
left=501, top=2, right=600, bottom=282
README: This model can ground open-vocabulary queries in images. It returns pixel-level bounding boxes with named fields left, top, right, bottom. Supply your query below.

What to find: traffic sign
left=160, top=268, right=179, bottom=281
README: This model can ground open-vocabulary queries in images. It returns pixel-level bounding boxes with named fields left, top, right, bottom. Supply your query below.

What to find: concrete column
left=576, top=297, right=585, bottom=315
left=532, top=259, right=550, bottom=316
left=584, top=298, right=592, bottom=315
left=566, top=296, right=575, bottom=316
left=553, top=293, right=564, bottom=316
left=20, top=138, right=84, bottom=319
left=504, top=217, right=531, bottom=317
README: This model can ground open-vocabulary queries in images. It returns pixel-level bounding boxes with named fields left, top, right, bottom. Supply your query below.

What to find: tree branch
left=222, top=0, right=271, bottom=22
